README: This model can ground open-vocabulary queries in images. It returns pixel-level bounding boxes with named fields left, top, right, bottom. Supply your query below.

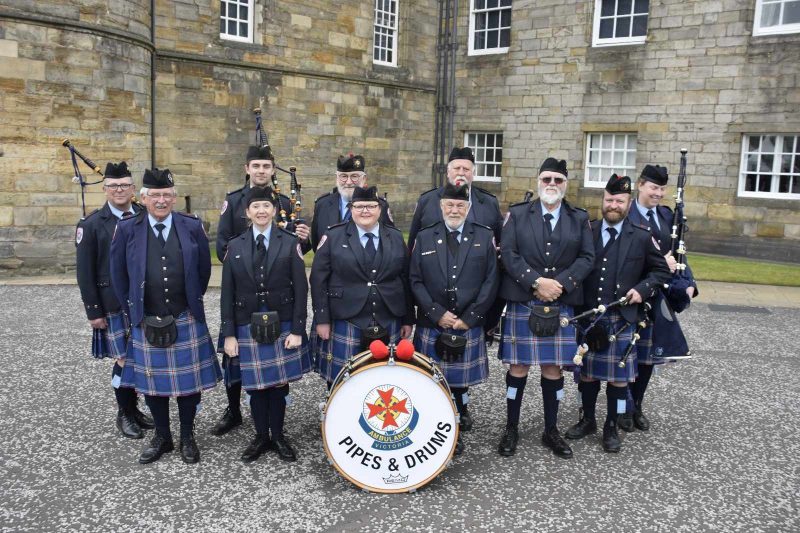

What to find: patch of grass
left=690, top=253, right=800, bottom=287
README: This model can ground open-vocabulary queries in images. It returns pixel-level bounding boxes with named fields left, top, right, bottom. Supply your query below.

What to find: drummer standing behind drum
left=409, top=183, right=498, bottom=455
left=623, top=164, right=698, bottom=432
left=310, top=185, right=414, bottom=386
left=213, top=145, right=310, bottom=438
left=564, top=174, right=670, bottom=453
left=496, top=158, right=594, bottom=459
left=110, top=168, right=222, bottom=464
left=220, top=187, right=310, bottom=463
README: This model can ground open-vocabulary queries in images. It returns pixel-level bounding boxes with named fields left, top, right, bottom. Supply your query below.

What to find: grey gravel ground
left=0, top=285, right=798, bottom=532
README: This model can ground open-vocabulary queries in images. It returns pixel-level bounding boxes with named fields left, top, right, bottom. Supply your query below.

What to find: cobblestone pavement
left=0, top=285, right=797, bottom=532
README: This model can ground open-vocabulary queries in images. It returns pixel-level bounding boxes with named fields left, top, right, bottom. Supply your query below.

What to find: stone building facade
left=1, top=0, right=799, bottom=272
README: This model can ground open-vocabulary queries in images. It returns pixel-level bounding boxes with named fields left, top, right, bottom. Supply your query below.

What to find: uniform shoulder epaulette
left=226, top=185, right=246, bottom=196
left=419, top=221, right=441, bottom=232
left=472, top=222, right=493, bottom=232
left=508, top=200, right=529, bottom=209
left=384, top=223, right=403, bottom=234
left=473, top=186, right=496, bottom=198
left=176, top=211, right=200, bottom=219
left=117, top=212, right=140, bottom=225
left=418, top=186, right=439, bottom=198
left=660, top=204, right=674, bottom=214
left=631, top=223, right=650, bottom=233
left=314, top=190, right=334, bottom=203
left=327, top=221, right=348, bottom=230
left=79, top=208, right=102, bottom=223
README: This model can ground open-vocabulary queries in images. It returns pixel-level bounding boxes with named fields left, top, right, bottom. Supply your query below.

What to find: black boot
left=633, top=401, right=650, bottom=431
left=498, top=423, right=519, bottom=457
left=618, top=412, right=635, bottom=432
left=565, top=414, right=597, bottom=440
left=272, top=436, right=297, bottom=462
left=541, top=426, right=573, bottom=459
left=116, top=407, right=144, bottom=439
left=180, top=433, right=200, bottom=464
left=459, top=404, right=473, bottom=432
left=241, top=434, right=274, bottom=463
left=139, top=433, right=174, bottom=464
left=129, top=398, right=155, bottom=430
left=602, top=419, right=621, bottom=453
left=211, top=406, right=243, bottom=436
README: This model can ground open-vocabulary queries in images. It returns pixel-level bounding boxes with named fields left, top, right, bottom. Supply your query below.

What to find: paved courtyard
left=0, top=284, right=797, bottom=532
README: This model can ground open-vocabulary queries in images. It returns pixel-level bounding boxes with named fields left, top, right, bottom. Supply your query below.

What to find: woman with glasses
left=310, top=185, right=414, bottom=387
left=219, top=186, right=310, bottom=463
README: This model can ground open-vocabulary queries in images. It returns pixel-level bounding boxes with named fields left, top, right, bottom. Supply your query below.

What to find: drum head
left=322, top=360, right=458, bottom=493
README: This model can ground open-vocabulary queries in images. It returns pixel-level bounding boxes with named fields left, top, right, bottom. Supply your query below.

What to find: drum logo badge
left=359, top=385, right=420, bottom=451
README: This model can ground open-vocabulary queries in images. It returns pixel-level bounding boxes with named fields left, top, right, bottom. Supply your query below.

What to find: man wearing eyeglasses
left=497, top=157, right=594, bottom=459
left=304, top=153, right=393, bottom=253
left=75, top=161, right=153, bottom=440
left=310, top=186, right=414, bottom=386
left=111, top=168, right=221, bottom=464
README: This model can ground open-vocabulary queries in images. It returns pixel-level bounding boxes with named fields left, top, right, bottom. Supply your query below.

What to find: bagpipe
left=62, top=139, right=105, bottom=216
left=253, top=107, right=304, bottom=231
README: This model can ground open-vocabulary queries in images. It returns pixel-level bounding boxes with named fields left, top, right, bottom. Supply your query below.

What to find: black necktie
left=603, top=227, right=618, bottom=255
left=122, top=211, right=132, bottom=218
left=543, top=213, right=554, bottom=239
left=646, top=209, right=657, bottom=230
left=364, top=232, right=376, bottom=264
left=154, top=223, right=166, bottom=247
left=447, top=230, right=460, bottom=258
left=254, top=234, right=266, bottom=270
left=343, top=208, right=351, bottom=222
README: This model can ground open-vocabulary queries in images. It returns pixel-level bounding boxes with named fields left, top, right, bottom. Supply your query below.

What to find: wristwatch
left=532, top=278, right=540, bottom=291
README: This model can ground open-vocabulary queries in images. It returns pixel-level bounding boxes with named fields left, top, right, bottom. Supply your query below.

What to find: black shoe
left=272, top=437, right=297, bottom=462
left=180, top=434, right=200, bottom=464
left=565, top=416, right=597, bottom=440
left=498, top=423, right=519, bottom=457
left=116, top=408, right=144, bottom=439
left=454, top=435, right=465, bottom=456
left=602, top=419, right=621, bottom=453
left=617, top=412, right=635, bottom=432
left=542, top=427, right=573, bottom=459
left=459, top=405, right=474, bottom=432
left=138, top=433, right=174, bottom=464
left=633, top=404, right=650, bottom=431
left=211, top=407, right=242, bottom=436
left=130, top=404, right=155, bottom=430
left=241, top=434, right=274, bottom=463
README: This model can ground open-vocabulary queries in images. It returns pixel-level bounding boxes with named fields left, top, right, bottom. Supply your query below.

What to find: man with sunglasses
left=75, top=161, right=153, bottom=440
left=304, top=153, right=393, bottom=253
left=497, top=157, right=594, bottom=459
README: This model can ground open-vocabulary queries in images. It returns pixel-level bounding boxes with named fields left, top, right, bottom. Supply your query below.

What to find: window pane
left=240, top=22, right=247, bottom=36
left=614, top=151, right=625, bottom=166
left=487, top=0, right=498, bottom=9
left=501, top=9, right=511, bottom=27
left=496, top=149, right=503, bottom=161
left=632, top=15, right=648, bottom=36
left=240, top=5, right=248, bottom=19
left=500, top=28, right=510, bottom=47
left=496, top=134, right=503, bottom=144
left=782, top=154, right=793, bottom=173
left=757, top=175, right=771, bottom=192
left=599, top=18, right=614, bottom=38
left=634, top=0, right=649, bottom=14
left=476, top=0, right=485, bottom=10
left=500, top=0, right=512, bottom=6
left=475, top=31, right=486, bottom=49
left=228, top=20, right=236, bottom=34
left=626, top=151, right=636, bottom=167
left=748, top=135, right=760, bottom=151
left=487, top=29, right=499, bottom=48
left=220, top=18, right=226, bottom=33
left=745, top=173, right=757, bottom=191
left=761, top=4, right=781, bottom=27
left=618, top=0, right=633, bottom=15
left=760, top=154, right=774, bottom=171
left=613, top=134, right=625, bottom=147
left=220, top=2, right=226, bottom=16
left=793, top=179, right=800, bottom=194
left=747, top=154, right=758, bottom=171
left=476, top=12, right=487, bottom=31
left=763, top=135, right=776, bottom=152
left=784, top=136, right=797, bottom=153
left=616, top=16, right=631, bottom=37
left=590, top=135, right=599, bottom=149
left=601, top=0, right=615, bottom=17
left=786, top=1, right=800, bottom=24
left=779, top=175, right=791, bottom=193
left=488, top=10, right=500, bottom=28
left=601, top=135, right=612, bottom=150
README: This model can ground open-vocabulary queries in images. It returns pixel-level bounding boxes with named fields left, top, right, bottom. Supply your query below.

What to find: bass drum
left=321, top=350, right=459, bottom=493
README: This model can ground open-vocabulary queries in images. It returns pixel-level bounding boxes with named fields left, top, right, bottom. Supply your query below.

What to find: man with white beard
left=496, top=158, right=595, bottom=459
left=304, top=153, right=393, bottom=253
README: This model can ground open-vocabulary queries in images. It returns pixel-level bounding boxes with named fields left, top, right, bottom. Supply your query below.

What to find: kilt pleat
left=581, top=311, right=638, bottom=383
left=235, top=321, right=310, bottom=391
left=91, top=310, right=129, bottom=360
left=311, top=319, right=401, bottom=382
left=499, top=300, right=578, bottom=366
left=129, top=311, right=222, bottom=397
left=413, top=325, right=488, bottom=387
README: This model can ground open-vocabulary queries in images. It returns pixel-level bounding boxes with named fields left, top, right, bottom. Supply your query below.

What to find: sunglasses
left=540, top=176, right=566, bottom=185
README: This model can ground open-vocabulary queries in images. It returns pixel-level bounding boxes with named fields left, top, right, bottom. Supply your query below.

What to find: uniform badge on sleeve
left=75, top=227, right=83, bottom=244
left=220, top=200, right=228, bottom=215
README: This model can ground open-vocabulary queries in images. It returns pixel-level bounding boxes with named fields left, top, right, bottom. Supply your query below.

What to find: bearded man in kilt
left=497, top=157, right=595, bottom=459
left=111, top=168, right=221, bottom=464
left=76, top=161, right=154, bottom=439
left=310, top=185, right=414, bottom=386
left=564, top=174, right=671, bottom=453
left=409, top=183, right=498, bottom=455
left=219, top=186, right=310, bottom=463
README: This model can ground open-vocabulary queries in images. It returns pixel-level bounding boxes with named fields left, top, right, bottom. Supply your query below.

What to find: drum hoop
left=321, top=359, right=459, bottom=494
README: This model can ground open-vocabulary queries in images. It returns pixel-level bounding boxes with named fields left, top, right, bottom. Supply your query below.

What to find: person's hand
left=224, top=336, right=239, bottom=357
left=665, top=251, right=677, bottom=273
left=89, top=317, right=107, bottom=329
left=294, top=223, right=310, bottom=242
left=284, top=333, right=302, bottom=349
left=534, top=278, right=563, bottom=302
left=625, top=288, right=643, bottom=304
left=400, top=325, right=414, bottom=339
left=452, top=319, right=469, bottom=330
left=437, top=311, right=458, bottom=329
left=316, top=323, right=331, bottom=341
left=686, top=286, right=695, bottom=298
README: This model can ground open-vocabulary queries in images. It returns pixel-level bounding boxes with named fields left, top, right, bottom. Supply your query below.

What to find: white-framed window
left=220, top=0, right=254, bottom=43
left=754, top=0, right=800, bottom=36
left=738, top=134, right=800, bottom=199
left=464, top=132, right=503, bottom=182
left=584, top=133, right=637, bottom=188
left=468, top=0, right=511, bottom=56
left=592, top=0, right=649, bottom=47
left=373, top=0, right=399, bottom=66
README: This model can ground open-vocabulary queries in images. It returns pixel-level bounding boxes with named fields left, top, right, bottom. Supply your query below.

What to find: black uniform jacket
left=410, top=221, right=499, bottom=329
left=500, top=199, right=595, bottom=307
left=581, top=219, right=672, bottom=323
left=76, top=202, right=142, bottom=319
left=310, top=221, right=414, bottom=326
left=216, top=181, right=292, bottom=261
left=111, top=211, right=211, bottom=326
left=220, top=225, right=308, bottom=337
left=408, top=185, right=503, bottom=250
left=305, top=188, right=392, bottom=253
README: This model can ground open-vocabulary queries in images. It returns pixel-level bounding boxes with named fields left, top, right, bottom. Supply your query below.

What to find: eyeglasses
left=541, top=176, right=566, bottom=185
left=337, top=173, right=365, bottom=182
left=350, top=203, right=380, bottom=212
left=147, top=193, right=175, bottom=200
left=103, top=183, right=133, bottom=191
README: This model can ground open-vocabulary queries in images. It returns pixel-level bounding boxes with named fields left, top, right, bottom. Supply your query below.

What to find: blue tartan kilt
left=128, top=311, right=222, bottom=397
left=234, top=321, right=311, bottom=391
left=91, top=310, right=129, bottom=360
left=635, top=324, right=667, bottom=366
left=216, top=331, right=242, bottom=387
left=499, top=301, right=578, bottom=366
left=311, top=319, right=401, bottom=383
left=581, top=311, right=638, bottom=383
left=414, top=325, right=488, bottom=387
